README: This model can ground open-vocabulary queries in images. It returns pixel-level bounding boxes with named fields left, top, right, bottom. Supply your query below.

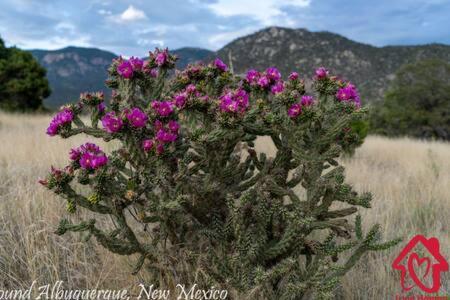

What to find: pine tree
left=41, top=50, right=400, bottom=299
left=0, top=36, right=51, bottom=111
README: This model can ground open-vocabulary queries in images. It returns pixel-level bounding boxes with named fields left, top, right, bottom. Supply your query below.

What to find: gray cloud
left=0, top=0, right=449, bottom=56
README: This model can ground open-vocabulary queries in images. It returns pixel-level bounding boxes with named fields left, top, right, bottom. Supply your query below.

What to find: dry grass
left=0, top=111, right=449, bottom=298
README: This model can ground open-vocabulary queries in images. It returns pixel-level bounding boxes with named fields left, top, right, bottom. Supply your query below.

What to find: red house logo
left=392, top=235, right=448, bottom=293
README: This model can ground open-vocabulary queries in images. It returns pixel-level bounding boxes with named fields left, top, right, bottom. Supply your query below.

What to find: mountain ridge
left=217, top=26, right=450, bottom=101
left=30, top=26, right=450, bottom=108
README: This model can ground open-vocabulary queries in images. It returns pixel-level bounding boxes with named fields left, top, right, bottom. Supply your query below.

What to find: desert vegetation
left=0, top=111, right=448, bottom=298
left=35, top=47, right=402, bottom=299
left=0, top=37, right=50, bottom=111
left=370, top=59, right=450, bottom=140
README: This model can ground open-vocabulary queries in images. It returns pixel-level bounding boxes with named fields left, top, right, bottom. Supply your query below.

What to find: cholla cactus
left=40, top=48, right=399, bottom=299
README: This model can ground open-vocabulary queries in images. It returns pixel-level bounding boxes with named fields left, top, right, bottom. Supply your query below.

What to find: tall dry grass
left=0, top=111, right=448, bottom=298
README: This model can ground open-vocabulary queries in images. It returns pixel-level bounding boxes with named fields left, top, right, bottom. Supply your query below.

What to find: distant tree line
left=0, top=36, right=50, bottom=111
left=370, top=59, right=450, bottom=140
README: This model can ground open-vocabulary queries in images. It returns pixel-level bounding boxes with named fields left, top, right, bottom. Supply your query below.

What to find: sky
left=0, top=0, right=449, bottom=56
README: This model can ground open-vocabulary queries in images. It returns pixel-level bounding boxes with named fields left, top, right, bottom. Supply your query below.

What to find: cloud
left=206, top=0, right=311, bottom=25
left=55, top=22, right=76, bottom=34
left=208, top=26, right=257, bottom=49
left=151, top=39, right=165, bottom=47
left=98, top=9, right=112, bottom=15
left=13, top=35, right=91, bottom=50
left=136, top=24, right=198, bottom=37
left=115, top=5, right=147, bottom=23
left=1, top=0, right=450, bottom=56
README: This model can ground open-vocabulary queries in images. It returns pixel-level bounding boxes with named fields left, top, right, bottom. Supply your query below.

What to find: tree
left=0, top=37, right=51, bottom=111
left=40, top=50, right=398, bottom=299
left=370, top=59, right=450, bottom=140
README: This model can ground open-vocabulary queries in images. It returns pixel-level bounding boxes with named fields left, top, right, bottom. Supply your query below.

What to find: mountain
left=31, top=47, right=116, bottom=108
left=217, top=27, right=450, bottom=102
left=172, top=47, right=214, bottom=69
left=31, top=27, right=450, bottom=108
left=31, top=46, right=213, bottom=108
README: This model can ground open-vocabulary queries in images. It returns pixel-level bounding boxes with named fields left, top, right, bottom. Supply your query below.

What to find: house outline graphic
left=392, top=235, right=449, bottom=293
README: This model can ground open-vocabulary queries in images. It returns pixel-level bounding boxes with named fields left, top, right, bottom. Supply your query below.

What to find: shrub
left=0, top=37, right=51, bottom=111
left=370, top=59, right=450, bottom=140
left=40, top=49, right=399, bottom=299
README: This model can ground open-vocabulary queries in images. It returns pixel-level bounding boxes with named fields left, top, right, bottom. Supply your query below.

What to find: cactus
left=40, top=48, right=399, bottom=299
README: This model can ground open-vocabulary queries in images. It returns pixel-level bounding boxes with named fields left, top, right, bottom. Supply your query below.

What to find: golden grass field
left=0, top=111, right=449, bottom=299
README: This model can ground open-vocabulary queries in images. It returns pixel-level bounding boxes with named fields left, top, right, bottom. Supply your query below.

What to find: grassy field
left=0, top=111, right=449, bottom=299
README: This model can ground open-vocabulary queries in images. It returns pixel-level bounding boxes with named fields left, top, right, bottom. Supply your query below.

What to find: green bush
left=370, top=59, right=450, bottom=140
left=0, top=37, right=51, bottom=111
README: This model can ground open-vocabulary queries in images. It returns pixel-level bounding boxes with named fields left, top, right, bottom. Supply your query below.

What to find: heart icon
left=408, top=253, right=431, bottom=283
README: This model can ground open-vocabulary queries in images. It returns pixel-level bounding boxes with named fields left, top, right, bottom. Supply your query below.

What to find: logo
left=392, top=235, right=448, bottom=293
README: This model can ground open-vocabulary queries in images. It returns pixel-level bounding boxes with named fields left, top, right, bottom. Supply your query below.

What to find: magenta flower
left=155, top=50, right=168, bottom=66
left=336, top=88, right=351, bottom=101
left=156, top=129, right=178, bottom=143
left=129, top=56, right=144, bottom=71
left=79, top=142, right=101, bottom=153
left=219, top=88, right=249, bottom=114
left=117, top=60, right=133, bottom=78
left=220, top=97, right=239, bottom=113
left=213, top=58, right=228, bottom=72
left=80, top=152, right=108, bottom=170
left=97, top=102, right=106, bottom=113
left=315, top=67, right=328, bottom=80
left=59, top=110, right=73, bottom=123
left=152, top=101, right=174, bottom=117
left=46, top=109, right=74, bottom=136
left=186, top=84, right=196, bottom=94
left=91, top=154, right=108, bottom=169
left=301, top=95, right=314, bottom=107
left=257, top=76, right=270, bottom=88
left=271, top=81, right=285, bottom=94
left=174, top=92, right=187, bottom=108
left=126, top=108, right=148, bottom=128
left=149, top=68, right=159, bottom=77
left=79, top=153, right=93, bottom=169
left=142, top=139, right=154, bottom=152
left=73, top=142, right=108, bottom=170
left=69, top=148, right=81, bottom=161
left=288, top=103, right=302, bottom=118
left=101, top=112, right=123, bottom=133
left=234, top=88, right=249, bottom=109
left=336, top=83, right=361, bottom=107
left=289, top=72, right=299, bottom=81
left=151, top=101, right=159, bottom=110
left=266, top=67, right=281, bottom=81
left=246, top=69, right=260, bottom=84
left=168, top=120, right=180, bottom=133
left=46, top=123, right=59, bottom=136
left=156, top=144, right=164, bottom=155
left=158, top=102, right=174, bottom=117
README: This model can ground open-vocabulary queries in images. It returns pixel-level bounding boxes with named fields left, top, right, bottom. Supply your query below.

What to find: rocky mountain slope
left=217, top=27, right=450, bottom=102
left=31, top=47, right=116, bottom=108
left=31, top=27, right=450, bottom=108
left=172, top=47, right=214, bottom=69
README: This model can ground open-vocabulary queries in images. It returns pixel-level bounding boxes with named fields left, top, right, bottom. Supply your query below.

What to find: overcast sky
left=1, top=0, right=449, bottom=56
